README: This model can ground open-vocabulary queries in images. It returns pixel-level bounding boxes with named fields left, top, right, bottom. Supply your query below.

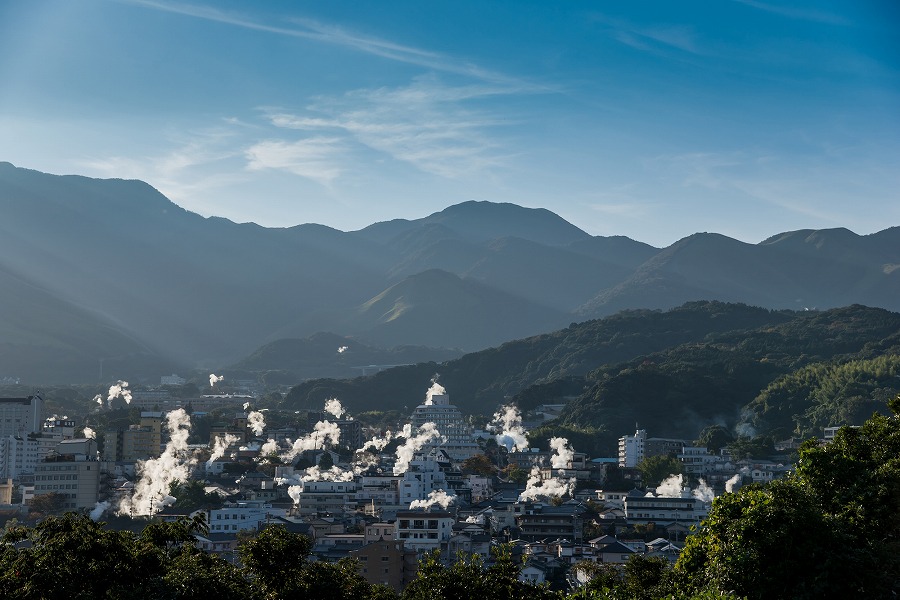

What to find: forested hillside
left=282, top=302, right=900, bottom=455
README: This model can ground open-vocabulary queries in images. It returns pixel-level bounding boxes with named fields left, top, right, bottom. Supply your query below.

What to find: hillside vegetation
left=282, top=302, right=900, bottom=455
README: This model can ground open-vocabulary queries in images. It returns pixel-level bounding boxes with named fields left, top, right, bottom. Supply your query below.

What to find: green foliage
left=636, top=455, right=682, bottom=487
left=674, top=395, right=900, bottom=599
left=461, top=453, right=498, bottom=476
left=743, top=353, right=900, bottom=439
left=502, top=464, right=530, bottom=484
left=169, top=479, right=224, bottom=511
left=694, top=425, right=733, bottom=454
left=282, top=302, right=798, bottom=416
left=402, top=545, right=560, bottom=600
left=725, top=435, right=775, bottom=461
left=27, top=492, right=67, bottom=516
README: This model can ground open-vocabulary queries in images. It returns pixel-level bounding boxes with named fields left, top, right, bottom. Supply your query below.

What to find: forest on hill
left=282, top=302, right=900, bottom=455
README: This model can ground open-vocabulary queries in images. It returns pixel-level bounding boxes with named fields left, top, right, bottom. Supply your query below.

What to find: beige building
left=351, top=539, right=418, bottom=592
left=33, top=439, right=101, bottom=511
left=104, top=412, right=163, bottom=461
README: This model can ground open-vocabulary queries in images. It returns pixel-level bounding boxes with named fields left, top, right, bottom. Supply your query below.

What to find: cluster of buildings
left=0, top=390, right=800, bottom=592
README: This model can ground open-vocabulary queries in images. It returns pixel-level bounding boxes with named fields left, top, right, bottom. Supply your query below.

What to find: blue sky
left=0, top=0, right=897, bottom=246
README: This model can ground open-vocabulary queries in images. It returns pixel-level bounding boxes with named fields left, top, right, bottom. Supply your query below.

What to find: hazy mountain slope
left=341, top=269, right=570, bottom=350
left=229, top=332, right=462, bottom=381
left=0, top=261, right=179, bottom=383
left=357, top=200, right=591, bottom=246
left=565, top=235, right=660, bottom=270
left=579, top=229, right=900, bottom=318
left=282, top=301, right=795, bottom=415
left=0, top=163, right=388, bottom=362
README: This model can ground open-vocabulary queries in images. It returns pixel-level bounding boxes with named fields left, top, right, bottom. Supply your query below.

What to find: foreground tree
left=674, top=394, right=900, bottom=599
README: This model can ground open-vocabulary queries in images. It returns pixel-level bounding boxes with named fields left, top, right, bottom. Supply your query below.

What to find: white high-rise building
left=618, top=429, right=646, bottom=468
left=410, top=393, right=479, bottom=462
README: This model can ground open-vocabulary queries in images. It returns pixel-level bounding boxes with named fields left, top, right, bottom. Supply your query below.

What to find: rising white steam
left=260, top=438, right=279, bottom=456
left=692, top=478, right=715, bottom=502
left=409, top=489, right=456, bottom=510
left=107, top=381, right=132, bottom=407
left=281, top=420, right=341, bottom=462
left=725, top=473, right=743, bottom=493
left=518, top=467, right=576, bottom=501
left=89, top=501, right=110, bottom=521
left=118, top=409, right=196, bottom=516
left=324, top=398, right=347, bottom=419
left=361, top=430, right=394, bottom=452
left=207, top=433, right=239, bottom=466
left=424, top=381, right=446, bottom=405
left=82, top=427, right=96, bottom=439
left=549, top=437, right=574, bottom=469
left=209, top=373, right=224, bottom=388
left=94, top=394, right=103, bottom=406
left=300, top=465, right=355, bottom=482
left=651, top=474, right=685, bottom=498
left=338, top=346, right=348, bottom=354
left=491, top=405, right=528, bottom=451
left=393, top=423, right=443, bottom=475
left=247, top=411, right=266, bottom=436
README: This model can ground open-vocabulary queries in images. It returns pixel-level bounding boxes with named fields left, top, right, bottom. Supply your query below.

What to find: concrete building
left=291, top=479, right=358, bottom=517
left=33, top=439, right=101, bottom=511
left=409, top=392, right=479, bottom=461
left=103, top=412, right=163, bottom=462
left=351, top=539, right=418, bottom=592
left=0, top=395, right=42, bottom=438
left=618, top=429, right=646, bottom=468
left=395, top=509, right=455, bottom=554
left=623, top=494, right=709, bottom=526
left=208, top=503, right=279, bottom=534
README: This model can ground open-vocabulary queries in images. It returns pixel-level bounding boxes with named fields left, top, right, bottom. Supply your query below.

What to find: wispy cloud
left=121, top=0, right=543, bottom=88
left=589, top=14, right=701, bottom=55
left=731, top=0, right=849, bottom=25
left=263, top=75, right=522, bottom=178
left=244, top=137, right=344, bottom=185
left=76, top=124, right=248, bottom=206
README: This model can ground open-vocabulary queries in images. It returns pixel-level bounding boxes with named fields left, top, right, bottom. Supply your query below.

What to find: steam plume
left=247, top=411, right=266, bottom=436
left=89, top=501, right=110, bottom=521
left=260, top=438, right=279, bottom=456
left=424, top=379, right=446, bottom=405
left=490, top=405, right=528, bottom=451
left=82, top=427, right=96, bottom=439
left=518, top=467, right=575, bottom=501
left=409, top=489, right=456, bottom=510
left=207, top=433, right=239, bottom=466
left=549, top=437, right=574, bottom=469
left=360, top=430, right=394, bottom=452
left=651, top=474, right=685, bottom=498
left=338, top=346, right=348, bottom=354
left=209, top=373, right=224, bottom=388
left=118, top=408, right=196, bottom=516
left=692, top=478, right=714, bottom=502
left=281, top=420, right=341, bottom=462
left=107, top=381, right=132, bottom=407
left=324, top=398, right=347, bottom=419
left=393, top=423, right=443, bottom=475
left=725, top=473, right=742, bottom=493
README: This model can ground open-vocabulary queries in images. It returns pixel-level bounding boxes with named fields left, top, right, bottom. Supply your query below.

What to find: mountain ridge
left=1, top=162, right=898, bottom=383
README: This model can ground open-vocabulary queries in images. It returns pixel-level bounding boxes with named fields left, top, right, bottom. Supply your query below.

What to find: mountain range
left=1, top=161, right=898, bottom=383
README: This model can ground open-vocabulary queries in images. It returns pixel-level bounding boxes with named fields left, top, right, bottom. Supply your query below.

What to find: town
left=0, top=374, right=814, bottom=593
